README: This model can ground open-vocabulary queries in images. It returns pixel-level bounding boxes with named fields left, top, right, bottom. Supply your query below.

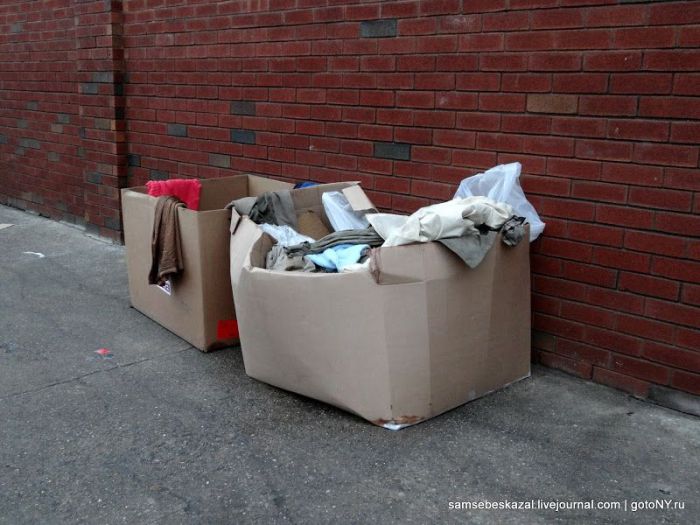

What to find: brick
left=209, top=154, right=230, bottom=168
left=601, top=163, right=662, bottom=187
left=610, top=73, right=673, bottom=95
left=670, top=370, right=700, bottom=396
left=150, top=170, right=169, bottom=181
left=534, top=313, right=586, bottom=341
left=579, top=95, right=637, bottom=117
left=614, top=27, right=676, bottom=49
left=576, top=140, right=632, bottom=162
left=588, top=5, right=647, bottom=28
left=231, top=100, right=256, bottom=116
left=19, top=138, right=40, bottom=150
left=373, top=142, right=410, bottom=161
left=557, top=339, right=611, bottom=368
left=629, top=187, right=693, bottom=212
left=529, top=53, right=581, bottom=71
left=459, top=33, right=504, bottom=52
left=527, top=94, right=578, bottom=114
left=80, top=83, right=99, bottom=95
left=644, top=50, right=700, bottom=71
left=57, top=113, right=71, bottom=124
left=127, top=154, right=141, bottom=167
left=682, top=284, right=700, bottom=307
left=538, top=351, right=593, bottom=379
left=551, top=116, right=606, bottom=138
left=618, top=314, right=675, bottom=345
left=597, top=204, right=654, bottom=229
left=654, top=212, right=700, bottom=237
left=502, top=73, right=552, bottom=93
left=456, top=73, right=500, bottom=91
left=611, top=355, right=670, bottom=384
left=92, top=71, right=114, bottom=83
left=671, top=122, right=700, bottom=144
left=634, top=143, right=699, bottom=168
left=568, top=221, right=624, bottom=247
left=553, top=73, right=608, bottom=94
left=562, top=261, right=617, bottom=288
left=592, top=367, right=650, bottom=398
left=523, top=136, right=573, bottom=157
left=646, top=298, right=700, bottom=329
left=608, top=119, right=669, bottom=143
left=676, top=327, right=700, bottom=352
left=560, top=301, right=616, bottom=329
left=531, top=9, right=584, bottom=29
left=619, top=272, right=680, bottom=301
left=86, top=172, right=102, bottom=185
left=593, top=247, right=650, bottom=273
left=639, top=97, right=700, bottom=120
left=231, top=129, right=256, bottom=144
left=360, top=19, right=397, bottom=38
left=538, top=238, right=592, bottom=263
left=586, top=287, right=645, bottom=315
left=624, top=231, right=687, bottom=258
left=547, top=158, right=601, bottom=180
left=479, top=93, right=526, bottom=112
left=584, top=51, right=642, bottom=71
left=652, top=256, right=700, bottom=284
left=167, top=123, right=188, bottom=137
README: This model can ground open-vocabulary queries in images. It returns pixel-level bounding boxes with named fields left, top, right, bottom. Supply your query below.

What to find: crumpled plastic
left=453, top=162, right=545, bottom=241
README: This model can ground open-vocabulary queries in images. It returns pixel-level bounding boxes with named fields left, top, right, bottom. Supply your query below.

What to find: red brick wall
left=0, top=0, right=126, bottom=240
left=1, top=0, right=699, bottom=398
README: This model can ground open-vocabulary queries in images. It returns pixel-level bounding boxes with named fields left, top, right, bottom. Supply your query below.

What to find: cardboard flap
left=229, top=217, right=264, bottom=292
left=229, top=208, right=241, bottom=234
left=342, top=184, right=376, bottom=212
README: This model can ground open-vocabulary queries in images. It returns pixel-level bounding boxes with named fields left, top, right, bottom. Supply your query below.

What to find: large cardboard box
left=122, top=175, right=292, bottom=351
left=229, top=183, right=531, bottom=429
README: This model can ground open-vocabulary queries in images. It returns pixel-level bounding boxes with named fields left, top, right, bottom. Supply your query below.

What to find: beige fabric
left=367, top=196, right=513, bottom=247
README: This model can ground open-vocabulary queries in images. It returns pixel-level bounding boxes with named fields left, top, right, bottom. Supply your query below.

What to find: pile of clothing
left=229, top=189, right=382, bottom=273
left=231, top=187, right=527, bottom=275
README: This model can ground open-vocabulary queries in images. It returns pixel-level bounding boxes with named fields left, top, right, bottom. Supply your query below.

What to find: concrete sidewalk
left=0, top=204, right=698, bottom=525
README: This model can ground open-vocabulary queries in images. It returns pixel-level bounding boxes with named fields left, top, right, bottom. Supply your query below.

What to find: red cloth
left=146, top=179, right=202, bottom=210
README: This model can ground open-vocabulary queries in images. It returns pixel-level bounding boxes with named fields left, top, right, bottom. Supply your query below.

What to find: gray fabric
left=501, top=216, right=526, bottom=247
left=285, top=227, right=384, bottom=257
left=227, top=196, right=256, bottom=216
left=248, top=191, right=296, bottom=228
left=437, top=231, right=497, bottom=269
left=266, top=244, right=315, bottom=272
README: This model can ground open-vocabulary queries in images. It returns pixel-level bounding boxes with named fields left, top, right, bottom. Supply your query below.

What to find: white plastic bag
left=453, top=162, right=545, bottom=241
left=322, top=191, right=370, bottom=232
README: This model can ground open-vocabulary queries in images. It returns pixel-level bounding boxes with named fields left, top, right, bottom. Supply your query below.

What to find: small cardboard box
left=229, top=183, right=531, bottom=429
left=121, top=175, right=292, bottom=351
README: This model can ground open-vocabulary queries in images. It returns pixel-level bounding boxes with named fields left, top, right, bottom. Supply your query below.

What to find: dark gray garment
left=285, top=227, right=384, bottom=257
left=437, top=231, right=498, bottom=269
left=501, top=216, right=526, bottom=247
left=226, top=196, right=256, bottom=216
left=266, top=244, right=315, bottom=272
left=248, top=191, right=297, bottom=228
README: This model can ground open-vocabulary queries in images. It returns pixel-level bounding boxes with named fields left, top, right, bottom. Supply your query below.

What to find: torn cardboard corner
left=122, top=174, right=293, bottom=352
left=230, top=184, right=531, bottom=429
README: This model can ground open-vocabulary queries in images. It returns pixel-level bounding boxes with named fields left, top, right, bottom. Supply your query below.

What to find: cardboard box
left=229, top=183, right=531, bottom=429
left=122, top=174, right=292, bottom=351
